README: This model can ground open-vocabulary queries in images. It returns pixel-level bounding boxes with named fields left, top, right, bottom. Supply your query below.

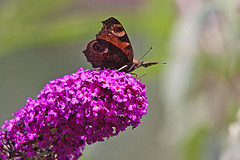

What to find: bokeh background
left=1, top=0, right=240, bottom=160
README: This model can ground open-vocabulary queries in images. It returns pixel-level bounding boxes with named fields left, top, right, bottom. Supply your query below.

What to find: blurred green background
left=1, top=0, right=240, bottom=160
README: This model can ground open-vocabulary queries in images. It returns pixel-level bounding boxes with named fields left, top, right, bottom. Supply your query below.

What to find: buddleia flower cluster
left=0, top=68, right=148, bottom=160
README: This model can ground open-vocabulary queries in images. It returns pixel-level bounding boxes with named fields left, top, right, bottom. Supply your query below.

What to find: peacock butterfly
left=83, top=17, right=158, bottom=72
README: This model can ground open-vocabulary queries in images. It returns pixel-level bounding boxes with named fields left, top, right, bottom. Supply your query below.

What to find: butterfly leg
left=117, top=65, right=128, bottom=71
left=127, top=64, right=135, bottom=72
left=130, top=72, right=138, bottom=79
left=137, top=68, right=146, bottom=79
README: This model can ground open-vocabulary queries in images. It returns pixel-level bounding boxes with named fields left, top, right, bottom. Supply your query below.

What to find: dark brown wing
left=83, top=17, right=134, bottom=71
left=83, top=39, right=130, bottom=70
left=97, top=17, right=134, bottom=62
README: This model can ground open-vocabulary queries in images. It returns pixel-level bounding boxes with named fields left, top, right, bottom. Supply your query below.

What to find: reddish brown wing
left=83, top=17, right=134, bottom=70
left=97, top=17, right=133, bottom=62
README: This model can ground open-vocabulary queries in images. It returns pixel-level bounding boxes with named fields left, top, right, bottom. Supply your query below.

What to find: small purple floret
left=0, top=68, right=148, bottom=159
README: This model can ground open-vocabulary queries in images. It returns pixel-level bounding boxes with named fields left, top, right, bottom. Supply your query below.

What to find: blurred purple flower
left=0, top=68, right=148, bottom=160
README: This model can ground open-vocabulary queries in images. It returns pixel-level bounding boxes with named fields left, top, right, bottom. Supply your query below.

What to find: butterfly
left=83, top=17, right=158, bottom=72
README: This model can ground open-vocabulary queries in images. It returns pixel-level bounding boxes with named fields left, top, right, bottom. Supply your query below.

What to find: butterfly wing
left=97, top=17, right=134, bottom=62
left=83, top=17, right=134, bottom=70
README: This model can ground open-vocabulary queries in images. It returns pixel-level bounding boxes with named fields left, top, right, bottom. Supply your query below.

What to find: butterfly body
left=83, top=17, right=158, bottom=72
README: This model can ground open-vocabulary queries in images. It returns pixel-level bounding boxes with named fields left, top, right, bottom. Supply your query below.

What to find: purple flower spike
left=0, top=68, right=148, bottom=160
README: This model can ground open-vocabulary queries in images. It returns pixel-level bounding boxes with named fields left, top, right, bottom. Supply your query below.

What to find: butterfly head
left=123, top=60, right=159, bottom=72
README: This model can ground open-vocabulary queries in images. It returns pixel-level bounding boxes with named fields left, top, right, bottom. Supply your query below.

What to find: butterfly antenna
left=138, top=46, right=153, bottom=62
